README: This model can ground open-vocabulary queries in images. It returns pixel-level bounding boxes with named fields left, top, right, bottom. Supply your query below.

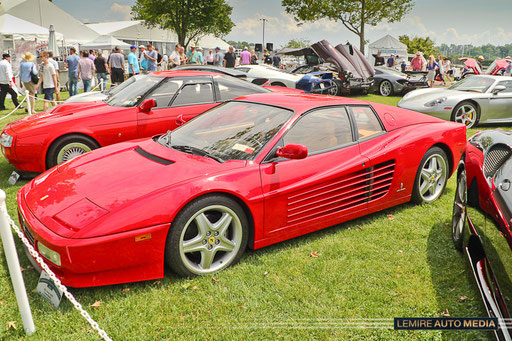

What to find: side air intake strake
left=286, top=160, right=395, bottom=224
left=484, top=144, right=511, bottom=178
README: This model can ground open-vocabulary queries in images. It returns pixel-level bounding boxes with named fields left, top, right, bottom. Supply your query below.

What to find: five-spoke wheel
left=412, top=147, right=449, bottom=204
left=166, top=196, right=248, bottom=276
left=452, top=165, right=467, bottom=251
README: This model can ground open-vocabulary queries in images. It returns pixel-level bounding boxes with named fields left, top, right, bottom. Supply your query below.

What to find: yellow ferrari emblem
left=208, top=236, right=216, bottom=244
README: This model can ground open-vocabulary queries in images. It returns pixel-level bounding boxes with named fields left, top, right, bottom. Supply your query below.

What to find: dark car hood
left=24, top=139, right=246, bottom=238
left=311, top=40, right=374, bottom=78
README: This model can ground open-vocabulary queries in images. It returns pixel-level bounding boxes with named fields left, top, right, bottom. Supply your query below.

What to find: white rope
left=1, top=206, right=112, bottom=341
left=25, top=93, right=66, bottom=104
left=0, top=95, right=27, bottom=121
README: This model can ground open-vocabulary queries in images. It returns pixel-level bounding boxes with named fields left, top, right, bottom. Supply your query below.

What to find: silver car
left=398, top=75, right=512, bottom=128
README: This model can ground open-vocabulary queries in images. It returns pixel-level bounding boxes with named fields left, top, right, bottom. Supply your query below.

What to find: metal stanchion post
left=0, top=190, right=35, bottom=335
left=25, top=90, right=31, bottom=115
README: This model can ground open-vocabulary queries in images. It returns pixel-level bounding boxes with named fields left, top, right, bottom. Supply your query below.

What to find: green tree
left=281, top=0, right=413, bottom=53
left=284, top=38, right=311, bottom=49
left=132, top=0, right=234, bottom=48
left=399, top=35, right=438, bottom=57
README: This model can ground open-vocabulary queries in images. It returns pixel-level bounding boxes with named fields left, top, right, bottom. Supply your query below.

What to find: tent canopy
left=0, top=0, right=98, bottom=43
left=0, top=13, right=63, bottom=39
left=80, top=35, right=131, bottom=51
left=368, top=34, right=408, bottom=64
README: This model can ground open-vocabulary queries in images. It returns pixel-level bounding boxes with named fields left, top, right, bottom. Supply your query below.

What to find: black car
left=452, top=130, right=512, bottom=340
left=371, top=67, right=428, bottom=96
left=175, top=65, right=268, bottom=85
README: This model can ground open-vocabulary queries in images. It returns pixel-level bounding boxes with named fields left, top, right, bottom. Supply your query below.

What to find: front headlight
left=38, top=242, right=61, bottom=266
left=0, top=132, right=13, bottom=147
left=425, top=97, right=447, bottom=107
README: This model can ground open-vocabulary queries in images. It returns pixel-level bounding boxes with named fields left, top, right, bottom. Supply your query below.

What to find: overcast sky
left=53, top=0, right=512, bottom=47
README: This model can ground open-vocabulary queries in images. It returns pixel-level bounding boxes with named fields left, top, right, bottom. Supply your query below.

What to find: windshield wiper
left=172, top=145, right=224, bottom=163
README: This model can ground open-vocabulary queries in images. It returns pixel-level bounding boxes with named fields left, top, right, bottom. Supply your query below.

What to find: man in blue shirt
left=128, top=45, right=140, bottom=76
left=387, top=54, right=395, bottom=68
left=145, top=44, right=158, bottom=72
left=186, top=44, right=201, bottom=64
left=65, top=47, right=80, bottom=96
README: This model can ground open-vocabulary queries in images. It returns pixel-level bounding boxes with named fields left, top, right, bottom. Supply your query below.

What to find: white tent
left=0, top=0, right=98, bottom=43
left=368, top=35, right=408, bottom=65
left=0, top=13, right=63, bottom=40
left=80, top=35, right=132, bottom=51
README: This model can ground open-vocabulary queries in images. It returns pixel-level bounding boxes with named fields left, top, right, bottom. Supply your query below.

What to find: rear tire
left=378, top=80, right=393, bottom=96
left=452, top=101, right=479, bottom=129
left=46, top=134, right=99, bottom=169
left=327, top=79, right=342, bottom=96
left=411, top=147, right=449, bottom=204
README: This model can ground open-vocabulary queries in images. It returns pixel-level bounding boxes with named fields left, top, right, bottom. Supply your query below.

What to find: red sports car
left=18, top=93, right=466, bottom=287
left=1, top=71, right=296, bottom=174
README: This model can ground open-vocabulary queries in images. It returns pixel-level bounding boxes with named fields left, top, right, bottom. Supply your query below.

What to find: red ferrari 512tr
left=18, top=93, right=466, bottom=287
left=0, top=71, right=297, bottom=174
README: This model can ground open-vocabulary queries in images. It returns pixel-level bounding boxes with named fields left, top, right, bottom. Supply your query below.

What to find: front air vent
left=484, top=144, right=512, bottom=178
left=135, top=147, right=174, bottom=165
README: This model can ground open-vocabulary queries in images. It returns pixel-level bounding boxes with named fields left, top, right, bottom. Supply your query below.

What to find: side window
left=171, top=83, right=214, bottom=107
left=350, top=106, right=384, bottom=140
left=496, top=80, right=512, bottom=93
left=215, top=76, right=266, bottom=101
left=282, top=107, right=353, bottom=155
left=145, top=79, right=182, bottom=108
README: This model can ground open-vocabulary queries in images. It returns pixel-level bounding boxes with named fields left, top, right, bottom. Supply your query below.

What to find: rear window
left=214, top=75, right=269, bottom=101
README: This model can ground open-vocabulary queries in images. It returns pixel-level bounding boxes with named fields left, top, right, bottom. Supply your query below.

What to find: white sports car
left=235, top=64, right=332, bottom=93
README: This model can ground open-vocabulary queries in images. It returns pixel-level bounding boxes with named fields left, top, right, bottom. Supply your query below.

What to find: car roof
left=175, top=65, right=246, bottom=77
left=149, top=70, right=222, bottom=78
left=233, top=93, right=368, bottom=112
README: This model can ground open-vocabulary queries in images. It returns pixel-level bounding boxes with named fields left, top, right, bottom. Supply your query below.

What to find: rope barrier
left=0, top=201, right=112, bottom=341
left=0, top=95, right=27, bottom=121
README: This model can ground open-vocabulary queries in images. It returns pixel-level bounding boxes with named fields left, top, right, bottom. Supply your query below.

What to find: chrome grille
left=484, top=144, right=512, bottom=178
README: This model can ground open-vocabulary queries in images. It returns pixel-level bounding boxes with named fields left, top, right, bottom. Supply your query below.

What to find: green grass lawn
left=0, top=91, right=503, bottom=340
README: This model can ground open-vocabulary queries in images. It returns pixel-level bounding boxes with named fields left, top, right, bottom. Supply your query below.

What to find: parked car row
left=4, top=66, right=512, bottom=338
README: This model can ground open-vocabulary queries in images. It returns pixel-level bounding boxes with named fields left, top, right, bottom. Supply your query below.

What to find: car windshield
left=157, top=101, right=293, bottom=161
left=107, top=75, right=143, bottom=96
left=485, top=61, right=498, bottom=75
left=449, top=76, right=495, bottom=93
left=105, top=75, right=162, bottom=107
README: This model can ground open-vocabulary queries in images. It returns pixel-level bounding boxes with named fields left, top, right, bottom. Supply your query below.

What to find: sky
left=52, top=0, right=512, bottom=48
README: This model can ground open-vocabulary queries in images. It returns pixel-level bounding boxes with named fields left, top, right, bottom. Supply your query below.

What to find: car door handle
left=175, top=114, right=186, bottom=126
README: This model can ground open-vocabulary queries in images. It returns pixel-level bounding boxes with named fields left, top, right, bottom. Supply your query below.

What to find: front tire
left=46, top=134, right=99, bottom=169
left=165, top=195, right=249, bottom=277
left=379, top=80, right=393, bottom=96
left=327, top=79, right=341, bottom=96
left=452, top=164, right=467, bottom=251
left=411, top=147, right=449, bottom=204
left=452, top=101, right=479, bottom=128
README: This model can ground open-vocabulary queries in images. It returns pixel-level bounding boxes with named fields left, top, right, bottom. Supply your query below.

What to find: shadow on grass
left=426, top=221, right=493, bottom=340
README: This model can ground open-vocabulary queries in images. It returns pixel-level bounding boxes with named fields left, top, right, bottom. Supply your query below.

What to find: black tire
left=411, top=147, right=449, bottom=204
left=327, top=79, right=342, bottom=96
left=46, top=134, right=99, bottom=169
left=452, top=101, right=480, bottom=129
left=452, top=163, right=467, bottom=251
left=378, top=80, right=393, bottom=96
left=165, top=195, right=249, bottom=277
left=271, top=82, right=286, bottom=87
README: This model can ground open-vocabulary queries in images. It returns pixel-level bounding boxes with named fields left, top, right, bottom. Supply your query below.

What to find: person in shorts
left=36, top=51, right=59, bottom=111
left=109, top=46, right=125, bottom=86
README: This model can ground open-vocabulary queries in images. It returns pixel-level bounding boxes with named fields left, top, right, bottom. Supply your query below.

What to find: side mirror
left=493, top=85, right=507, bottom=94
left=139, top=99, right=156, bottom=112
left=276, top=144, right=308, bottom=160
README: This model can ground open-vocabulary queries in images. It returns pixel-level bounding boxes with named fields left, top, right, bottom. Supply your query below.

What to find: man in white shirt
left=48, top=51, right=61, bottom=101
left=0, top=54, right=21, bottom=110
left=169, top=44, right=181, bottom=68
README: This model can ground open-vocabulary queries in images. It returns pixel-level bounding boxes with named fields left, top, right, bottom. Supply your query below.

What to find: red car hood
left=7, top=101, right=107, bottom=133
left=23, top=139, right=245, bottom=238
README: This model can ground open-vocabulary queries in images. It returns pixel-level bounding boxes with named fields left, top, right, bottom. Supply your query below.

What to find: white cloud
left=110, top=3, right=132, bottom=20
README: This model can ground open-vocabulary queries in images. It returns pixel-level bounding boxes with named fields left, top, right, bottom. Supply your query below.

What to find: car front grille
left=484, top=144, right=512, bottom=178
left=18, top=212, right=35, bottom=246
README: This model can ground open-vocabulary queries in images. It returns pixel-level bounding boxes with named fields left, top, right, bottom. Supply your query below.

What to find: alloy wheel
left=452, top=170, right=467, bottom=246
left=179, top=205, right=243, bottom=275
left=418, top=153, right=448, bottom=202
left=57, top=142, right=93, bottom=163
left=379, top=80, right=392, bottom=96
left=454, top=105, right=477, bottom=128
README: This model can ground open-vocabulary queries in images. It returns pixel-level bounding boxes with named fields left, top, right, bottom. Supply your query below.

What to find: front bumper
left=17, top=185, right=170, bottom=287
